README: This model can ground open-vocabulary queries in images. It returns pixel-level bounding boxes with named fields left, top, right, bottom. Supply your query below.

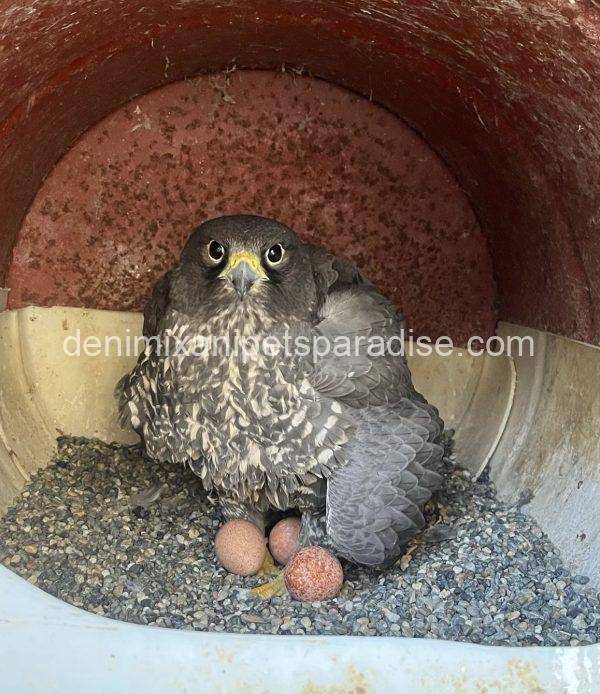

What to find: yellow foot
left=257, top=550, right=278, bottom=577
left=252, top=571, right=287, bottom=599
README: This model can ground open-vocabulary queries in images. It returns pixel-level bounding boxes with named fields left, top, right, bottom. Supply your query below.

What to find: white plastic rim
left=1, top=566, right=598, bottom=693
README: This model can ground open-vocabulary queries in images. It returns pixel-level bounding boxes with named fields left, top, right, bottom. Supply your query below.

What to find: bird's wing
left=306, top=243, right=366, bottom=305
left=306, top=279, right=417, bottom=407
left=326, top=403, right=443, bottom=565
left=115, top=270, right=171, bottom=428
left=142, top=270, right=172, bottom=338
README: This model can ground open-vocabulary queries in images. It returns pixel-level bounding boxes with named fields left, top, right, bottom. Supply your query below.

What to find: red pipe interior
left=1, top=1, right=599, bottom=343
left=6, top=72, right=496, bottom=342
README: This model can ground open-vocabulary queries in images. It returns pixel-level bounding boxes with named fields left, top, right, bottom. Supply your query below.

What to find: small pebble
left=0, top=437, right=598, bottom=645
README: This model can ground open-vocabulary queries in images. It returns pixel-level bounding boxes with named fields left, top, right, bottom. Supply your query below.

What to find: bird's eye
left=265, top=243, right=284, bottom=266
left=208, top=240, right=225, bottom=263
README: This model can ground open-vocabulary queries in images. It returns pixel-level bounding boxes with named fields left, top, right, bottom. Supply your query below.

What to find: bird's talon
left=257, top=549, right=278, bottom=577
left=252, top=571, right=287, bottom=599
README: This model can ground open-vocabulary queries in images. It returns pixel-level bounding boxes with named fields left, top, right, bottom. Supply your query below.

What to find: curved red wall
left=0, top=1, right=599, bottom=343
left=6, top=72, right=495, bottom=342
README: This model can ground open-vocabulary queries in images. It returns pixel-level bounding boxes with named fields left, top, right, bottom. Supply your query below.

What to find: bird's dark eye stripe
left=208, top=240, right=225, bottom=262
left=265, top=243, right=284, bottom=265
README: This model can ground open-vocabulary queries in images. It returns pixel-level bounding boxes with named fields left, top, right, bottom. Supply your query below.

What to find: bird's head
left=172, top=215, right=318, bottom=320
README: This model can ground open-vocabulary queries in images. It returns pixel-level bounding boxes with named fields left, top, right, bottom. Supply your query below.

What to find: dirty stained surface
left=7, top=71, right=496, bottom=343
left=1, top=1, right=600, bottom=343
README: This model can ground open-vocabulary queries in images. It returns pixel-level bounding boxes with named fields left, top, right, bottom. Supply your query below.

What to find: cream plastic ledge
left=489, top=323, right=600, bottom=585
left=0, top=307, right=599, bottom=692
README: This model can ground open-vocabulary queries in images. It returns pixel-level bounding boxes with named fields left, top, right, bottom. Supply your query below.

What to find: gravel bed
left=1, top=436, right=599, bottom=646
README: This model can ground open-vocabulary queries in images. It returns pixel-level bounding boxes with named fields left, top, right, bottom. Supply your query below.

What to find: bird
left=116, top=214, right=446, bottom=591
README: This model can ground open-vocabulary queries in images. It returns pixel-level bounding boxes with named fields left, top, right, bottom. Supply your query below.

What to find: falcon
left=117, top=215, right=445, bottom=588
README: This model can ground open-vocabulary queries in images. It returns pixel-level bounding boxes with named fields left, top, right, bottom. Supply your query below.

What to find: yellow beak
left=220, top=251, right=267, bottom=297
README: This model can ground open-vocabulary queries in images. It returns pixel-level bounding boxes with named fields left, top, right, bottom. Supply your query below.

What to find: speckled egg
left=269, top=516, right=301, bottom=565
left=284, top=546, right=344, bottom=601
left=214, top=519, right=266, bottom=576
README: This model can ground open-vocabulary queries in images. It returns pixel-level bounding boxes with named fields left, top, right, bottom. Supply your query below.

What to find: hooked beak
left=220, top=251, right=267, bottom=298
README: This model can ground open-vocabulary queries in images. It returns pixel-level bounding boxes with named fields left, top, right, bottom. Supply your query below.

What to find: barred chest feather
left=126, top=303, right=354, bottom=511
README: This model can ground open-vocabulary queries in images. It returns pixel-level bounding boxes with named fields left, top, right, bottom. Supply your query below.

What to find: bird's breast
left=170, top=309, right=307, bottom=460
left=139, top=306, right=350, bottom=510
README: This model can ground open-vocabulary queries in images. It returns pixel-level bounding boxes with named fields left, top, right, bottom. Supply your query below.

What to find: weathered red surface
left=0, top=1, right=599, bottom=343
left=7, top=72, right=495, bottom=342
